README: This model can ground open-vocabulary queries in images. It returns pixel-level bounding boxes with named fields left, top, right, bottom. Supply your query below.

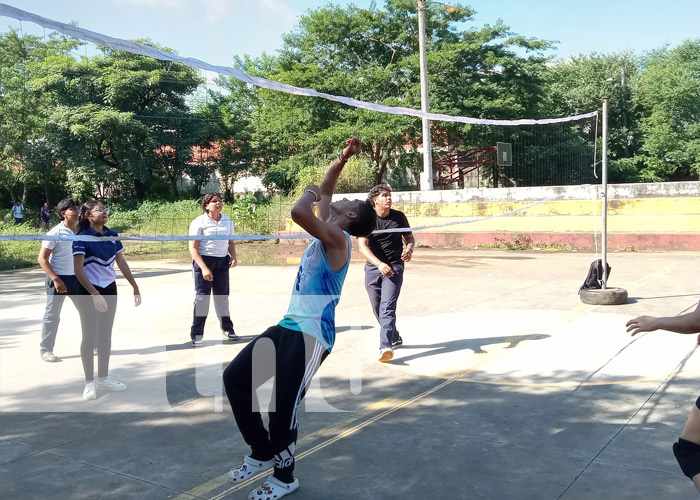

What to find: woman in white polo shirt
left=37, top=198, right=83, bottom=362
left=189, top=193, right=238, bottom=345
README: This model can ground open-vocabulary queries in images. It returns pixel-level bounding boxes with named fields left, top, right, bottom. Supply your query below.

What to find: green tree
left=195, top=79, right=255, bottom=199
left=221, top=0, right=552, bottom=193
left=36, top=41, right=205, bottom=200
left=0, top=30, right=78, bottom=204
left=634, top=40, right=700, bottom=181
left=541, top=52, right=641, bottom=182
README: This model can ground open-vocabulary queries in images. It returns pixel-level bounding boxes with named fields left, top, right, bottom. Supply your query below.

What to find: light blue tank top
left=278, top=232, right=352, bottom=352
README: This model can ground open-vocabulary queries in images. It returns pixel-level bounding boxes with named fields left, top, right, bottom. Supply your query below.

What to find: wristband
left=338, top=152, right=348, bottom=163
left=91, top=291, right=100, bottom=296
left=304, top=189, right=319, bottom=202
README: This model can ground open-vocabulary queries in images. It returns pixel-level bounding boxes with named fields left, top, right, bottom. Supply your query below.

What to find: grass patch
left=0, top=195, right=297, bottom=271
left=0, top=223, right=42, bottom=271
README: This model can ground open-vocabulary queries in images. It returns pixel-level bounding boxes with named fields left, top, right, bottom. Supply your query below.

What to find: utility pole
left=417, top=0, right=433, bottom=190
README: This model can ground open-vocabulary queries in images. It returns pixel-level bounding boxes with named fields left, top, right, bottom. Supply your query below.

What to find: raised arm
left=316, top=138, right=362, bottom=222
left=291, top=186, right=346, bottom=248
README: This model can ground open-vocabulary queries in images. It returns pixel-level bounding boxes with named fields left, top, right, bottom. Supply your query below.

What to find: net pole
left=601, top=99, right=609, bottom=288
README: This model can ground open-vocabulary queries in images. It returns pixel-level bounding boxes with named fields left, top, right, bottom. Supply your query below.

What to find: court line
left=172, top=397, right=398, bottom=500
left=204, top=301, right=601, bottom=498
left=213, top=331, right=546, bottom=499
left=180, top=261, right=682, bottom=498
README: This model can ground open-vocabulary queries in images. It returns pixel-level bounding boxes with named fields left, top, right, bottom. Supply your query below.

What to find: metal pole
left=601, top=98, right=609, bottom=288
left=417, top=0, right=433, bottom=190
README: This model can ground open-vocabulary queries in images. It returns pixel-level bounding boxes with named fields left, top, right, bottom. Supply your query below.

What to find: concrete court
left=1, top=248, right=700, bottom=500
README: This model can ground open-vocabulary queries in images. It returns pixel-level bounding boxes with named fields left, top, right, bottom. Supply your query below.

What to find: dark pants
left=364, top=262, right=404, bottom=349
left=223, top=325, right=329, bottom=483
left=191, top=255, right=234, bottom=339
left=13, top=218, right=22, bottom=225
left=40, top=274, right=83, bottom=353
left=77, top=281, right=118, bottom=382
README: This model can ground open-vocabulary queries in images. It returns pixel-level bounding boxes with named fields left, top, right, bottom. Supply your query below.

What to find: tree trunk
left=134, top=179, right=147, bottom=200
left=166, top=167, right=180, bottom=200
left=373, top=145, right=383, bottom=185
left=170, top=176, right=180, bottom=200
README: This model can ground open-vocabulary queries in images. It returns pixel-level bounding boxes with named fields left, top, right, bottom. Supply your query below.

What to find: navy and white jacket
left=73, top=227, right=124, bottom=287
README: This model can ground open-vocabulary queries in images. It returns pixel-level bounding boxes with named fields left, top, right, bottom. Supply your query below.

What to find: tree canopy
left=0, top=1, right=698, bottom=208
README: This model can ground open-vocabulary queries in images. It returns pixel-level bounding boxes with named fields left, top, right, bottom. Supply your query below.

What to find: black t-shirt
left=368, top=209, right=411, bottom=264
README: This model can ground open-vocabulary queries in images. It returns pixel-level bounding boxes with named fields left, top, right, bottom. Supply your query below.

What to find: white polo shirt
left=189, top=213, right=235, bottom=257
left=42, top=222, right=75, bottom=276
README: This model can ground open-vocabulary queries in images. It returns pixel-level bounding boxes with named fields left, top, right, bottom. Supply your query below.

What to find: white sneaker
left=41, top=351, right=58, bottom=362
left=378, top=348, right=394, bottom=363
left=96, top=376, right=126, bottom=392
left=248, top=476, right=299, bottom=500
left=83, top=381, right=97, bottom=401
left=228, top=455, right=275, bottom=483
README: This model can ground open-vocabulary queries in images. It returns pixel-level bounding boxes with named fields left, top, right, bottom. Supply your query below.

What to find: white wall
left=333, top=181, right=700, bottom=203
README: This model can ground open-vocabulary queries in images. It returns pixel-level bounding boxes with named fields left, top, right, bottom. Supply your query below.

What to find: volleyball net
left=0, top=3, right=599, bottom=252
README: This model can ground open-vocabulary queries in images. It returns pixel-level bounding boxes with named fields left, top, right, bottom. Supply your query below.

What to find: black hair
left=56, top=198, right=80, bottom=221
left=367, top=184, right=391, bottom=207
left=201, top=193, right=222, bottom=213
left=77, top=200, right=102, bottom=233
left=347, top=200, right=377, bottom=237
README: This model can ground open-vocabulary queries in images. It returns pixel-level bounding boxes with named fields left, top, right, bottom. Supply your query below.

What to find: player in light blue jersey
left=223, top=138, right=376, bottom=500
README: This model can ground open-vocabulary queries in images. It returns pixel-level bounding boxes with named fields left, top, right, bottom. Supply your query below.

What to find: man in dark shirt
left=358, top=184, right=415, bottom=362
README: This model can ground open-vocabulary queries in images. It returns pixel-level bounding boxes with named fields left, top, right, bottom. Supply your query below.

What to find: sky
left=4, top=0, right=700, bottom=68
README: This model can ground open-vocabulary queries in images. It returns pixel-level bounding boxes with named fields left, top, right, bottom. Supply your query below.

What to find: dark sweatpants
left=223, top=325, right=329, bottom=483
left=191, top=255, right=234, bottom=339
left=364, top=261, right=404, bottom=349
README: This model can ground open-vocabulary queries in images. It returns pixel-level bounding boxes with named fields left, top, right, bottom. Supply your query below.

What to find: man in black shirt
left=358, top=184, right=415, bottom=362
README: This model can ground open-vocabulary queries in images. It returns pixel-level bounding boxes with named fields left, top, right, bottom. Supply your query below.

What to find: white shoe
left=41, top=351, right=58, bottom=362
left=83, top=381, right=97, bottom=401
left=248, top=476, right=299, bottom=500
left=96, top=375, right=126, bottom=392
left=228, top=455, right=275, bottom=483
left=378, top=348, right=394, bottom=363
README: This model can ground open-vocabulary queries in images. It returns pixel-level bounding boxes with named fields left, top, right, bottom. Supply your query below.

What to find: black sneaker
left=391, top=336, right=403, bottom=348
left=222, top=330, right=239, bottom=341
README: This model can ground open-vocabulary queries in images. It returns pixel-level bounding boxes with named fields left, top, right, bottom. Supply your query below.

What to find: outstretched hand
left=625, top=316, right=656, bottom=336
left=343, top=137, right=361, bottom=157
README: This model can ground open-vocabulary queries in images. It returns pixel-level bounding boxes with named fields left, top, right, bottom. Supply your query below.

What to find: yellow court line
left=180, top=300, right=601, bottom=499
left=181, top=262, right=681, bottom=499
left=216, top=333, right=543, bottom=498
left=172, top=398, right=398, bottom=500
